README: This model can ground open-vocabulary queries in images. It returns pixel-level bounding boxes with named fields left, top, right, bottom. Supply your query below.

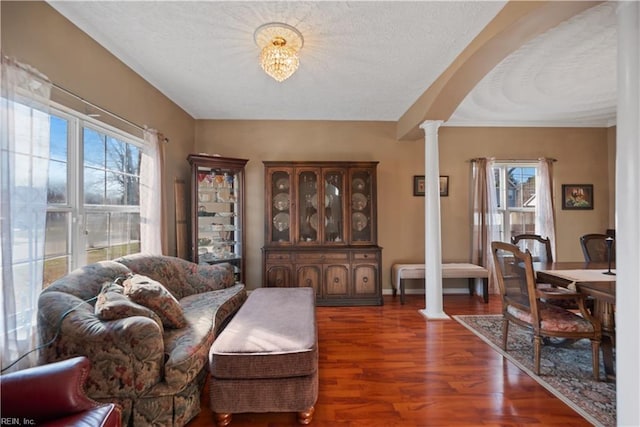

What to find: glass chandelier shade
left=254, top=23, right=304, bottom=83
left=260, top=37, right=299, bottom=82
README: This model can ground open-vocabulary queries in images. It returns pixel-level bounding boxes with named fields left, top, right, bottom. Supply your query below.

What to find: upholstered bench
left=391, top=263, right=490, bottom=304
left=209, top=287, right=318, bottom=426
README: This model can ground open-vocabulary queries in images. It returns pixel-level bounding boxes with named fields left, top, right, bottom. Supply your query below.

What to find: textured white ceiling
left=448, top=1, right=617, bottom=127
left=48, top=1, right=616, bottom=127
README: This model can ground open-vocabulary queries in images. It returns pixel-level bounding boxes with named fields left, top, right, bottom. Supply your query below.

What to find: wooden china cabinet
left=262, top=161, right=382, bottom=306
left=188, top=154, right=248, bottom=283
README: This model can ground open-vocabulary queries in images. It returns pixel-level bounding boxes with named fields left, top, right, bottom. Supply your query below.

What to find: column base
left=419, top=309, right=450, bottom=320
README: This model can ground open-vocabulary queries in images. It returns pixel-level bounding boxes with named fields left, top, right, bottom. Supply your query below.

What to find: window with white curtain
left=492, top=163, right=538, bottom=242
left=44, top=105, right=143, bottom=287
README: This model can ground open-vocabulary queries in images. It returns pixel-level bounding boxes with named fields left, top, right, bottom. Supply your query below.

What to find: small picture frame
left=413, top=176, right=425, bottom=196
left=439, top=176, right=449, bottom=197
left=562, top=184, right=594, bottom=210
left=413, top=175, right=449, bottom=197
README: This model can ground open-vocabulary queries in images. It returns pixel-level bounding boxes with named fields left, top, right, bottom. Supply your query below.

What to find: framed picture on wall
left=439, top=176, right=449, bottom=197
left=413, top=175, right=450, bottom=197
left=562, top=184, right=594, bottom=210
left=413, top=176, right=425, bottom=196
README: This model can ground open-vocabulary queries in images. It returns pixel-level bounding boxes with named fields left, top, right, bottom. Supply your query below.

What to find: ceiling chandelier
left=254, top=23, right=304, bottom=82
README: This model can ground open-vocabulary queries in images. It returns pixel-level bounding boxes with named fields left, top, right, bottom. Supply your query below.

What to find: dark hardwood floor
left=189, top=294, right=591, bottom=426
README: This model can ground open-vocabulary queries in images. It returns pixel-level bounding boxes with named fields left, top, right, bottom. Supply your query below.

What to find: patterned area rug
left=453, top=314, right=615, bottom=427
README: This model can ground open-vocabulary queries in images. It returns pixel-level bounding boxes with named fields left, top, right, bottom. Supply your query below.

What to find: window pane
left=126, top=176, right=140, bottom=205
left=86, top=212, right=109, bottom=252
left=507, top=167, right=536, bottom=208
left=128, top=145, right=141, bottom=174
left=109, top=212, right=140, bottom=258
left=43, top=256, right=70, bottom=288
left=85, top=212, right=140, bottom=262
left=84, top=166, right=105, bottom=204
left=84, top=128, right=105, bottom=167
left=106, top=136, right=126, bottom=171
left=106, top=171, right=125, bottom=205
left=508, top=211, right=536, bottom=241
left=13, top=103, right=32, bottom=155
left=48, top=159, right=67, bottom=203
left=44, top=210, right=71, bottom=287
left=493, top=168, right=501, bottom=208
left=45, top=211, right=69, bottom=257
left=50, top=115, right=68, bottom=161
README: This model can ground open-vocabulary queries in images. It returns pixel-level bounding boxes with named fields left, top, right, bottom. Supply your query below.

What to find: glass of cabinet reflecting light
left=350, top=169, right=374, bottom=244
left=270, top=170, right=292, bottom=243
left=298, top=170, right=319, bottom=243
left=324, top=171, right=344, bottom=243
left=188, top=154, right=248, bottom=283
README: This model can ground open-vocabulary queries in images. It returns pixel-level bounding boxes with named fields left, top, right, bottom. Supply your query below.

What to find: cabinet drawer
left=353, top=252, right=379, bottom=261
left=296, top=252, right=349, bottom=262
left=266, top=253, right=292, bottom=261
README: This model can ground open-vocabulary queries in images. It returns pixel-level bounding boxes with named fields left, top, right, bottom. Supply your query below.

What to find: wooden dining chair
left=580, top=233, right=616, bottom=262
left=490, top=241, right=602, bottom=380
left=510, top=233, right=572, bottom=307
left=511, top=234, right=553, bottom=262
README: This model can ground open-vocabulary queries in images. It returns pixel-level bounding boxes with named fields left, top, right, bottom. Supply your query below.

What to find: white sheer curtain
left=470, top=158, right=499, bottom=294
left=140, top=128, right=165, bottom=255
left=536, top=158, right=557, bottom=260
left=1, top=58, right=52, bottom=372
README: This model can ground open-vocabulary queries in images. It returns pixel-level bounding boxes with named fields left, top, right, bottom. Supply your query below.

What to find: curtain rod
left=469, top=158, right=557, bottom=163
left=53, top=83, right=169, bottom=144
left=3, top=55, right=168, bottom=143
left=52, top=84, right=145, bottom=132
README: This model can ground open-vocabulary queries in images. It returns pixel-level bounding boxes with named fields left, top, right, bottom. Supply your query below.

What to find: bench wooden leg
left=215, top=413, right=232, bottom=426
left=400, top=279, right=405, bottom=305
left=468, top=278, right=489, bottom=304
left=298, top=406, right=315, bottom=425
left=482, top=278, right=489, bottom=303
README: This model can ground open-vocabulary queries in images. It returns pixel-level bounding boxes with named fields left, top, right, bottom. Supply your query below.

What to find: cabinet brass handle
left=363, top=254, right=368, bottom=258
left=306, top=279, right=312, bottom=286
left=333, top=277, right=339, bottom=283
left=363, top=277, right=368, bottom=283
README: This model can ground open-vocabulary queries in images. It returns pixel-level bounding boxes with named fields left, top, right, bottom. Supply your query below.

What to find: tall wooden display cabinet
left=262, top=161, right=382, bottom=306
left=188, top=154, right=248, bottom=283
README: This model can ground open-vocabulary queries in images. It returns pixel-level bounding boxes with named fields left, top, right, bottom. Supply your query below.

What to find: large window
left=44, top=106, right=142, bottom=287
left=492, top=163, right=537, bottom=242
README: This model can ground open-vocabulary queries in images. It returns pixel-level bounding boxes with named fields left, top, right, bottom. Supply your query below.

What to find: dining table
left=534, top=261, right=616, bottom=381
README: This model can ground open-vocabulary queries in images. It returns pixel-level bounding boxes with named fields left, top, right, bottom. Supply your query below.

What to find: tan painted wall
left=1, top=1, right=196, bottom=256
left=4, top=2, right=612, bottom=294
left=196, top=121, right=611, bottom=292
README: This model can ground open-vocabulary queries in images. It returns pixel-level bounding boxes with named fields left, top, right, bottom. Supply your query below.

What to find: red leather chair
left=1, top=356, right=121, bottom=427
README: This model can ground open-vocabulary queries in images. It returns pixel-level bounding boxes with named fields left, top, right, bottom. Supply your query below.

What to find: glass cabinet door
left=323, top=170, right=345, bottom=243
left=196, top=167, right=240, bottom=264
left=297, top=169, right=319, bottom=243
left=270, top=169, right=292, bottom=244
left=189, top=154, right=247, bottom=283
left=350, top=168, right=375, bottom=244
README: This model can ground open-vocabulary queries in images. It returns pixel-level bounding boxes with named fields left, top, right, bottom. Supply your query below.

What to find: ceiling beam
left=396, top=1, right=604, bottom=141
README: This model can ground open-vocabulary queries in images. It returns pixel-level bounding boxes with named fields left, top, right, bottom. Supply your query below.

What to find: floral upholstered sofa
left=37, top=254, right=247, bottom=427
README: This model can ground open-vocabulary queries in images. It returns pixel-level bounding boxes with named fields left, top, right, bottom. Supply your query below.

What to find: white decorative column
left=419, top=120, right=448, bottom=319
left=616, top=2, right=640, bottom=424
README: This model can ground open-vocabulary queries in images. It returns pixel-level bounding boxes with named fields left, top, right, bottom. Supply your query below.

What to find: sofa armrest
left=0, top=356, right=121, bottom=424
left=38, top=292, right=165, bottom=399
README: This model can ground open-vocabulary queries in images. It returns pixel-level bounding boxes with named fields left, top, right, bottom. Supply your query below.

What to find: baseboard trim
left=382, top=287, right=469, bottom=296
